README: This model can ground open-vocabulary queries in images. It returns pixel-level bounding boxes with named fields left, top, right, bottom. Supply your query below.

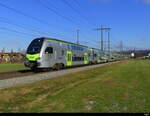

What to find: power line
left=0, top=1, right=102, bottom=49
left=0, top=0, right=72, bottom=39
left=74, top=31, right=97, bottom=44
left=61, top=0, right=93, bottom=25
left=0, top=16, right=72, bottom=39
left=36, top=0, right=85, bottom=41
left=34, top=0, right=84, bottom=42
left=0, top=16, right=47, bottom=33
left=0, top=17, right=53, bottom=36
left=37, top=0, right=97, bottom=44
left=77, top=31, right=103, bottom=47
left=0, top=27, right=38, bottom=37
left=94, top=26, right=111, bottom=51
left=0, top=19, right=46, bottom=37
left=37, top=0, right=78, bottom=25
left=0, top=2, right=54, bottom=27
left=76, top=29, right=79, bottom=44
left=80, top=40, right=99, bottom=48
left=73, top=0, right=81, bottom=7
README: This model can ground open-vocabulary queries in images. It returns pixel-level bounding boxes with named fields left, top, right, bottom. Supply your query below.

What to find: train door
left=104, top=55, right=107, bottom=62
left=92, top=50, right=95, bottom=62
left=84, top=53, right=89, bottom=64
left=66, top=51, right=72, bottom=66
left=98, top=55, right=101, bottom=63
left=42, top=46, right=54, bottom=67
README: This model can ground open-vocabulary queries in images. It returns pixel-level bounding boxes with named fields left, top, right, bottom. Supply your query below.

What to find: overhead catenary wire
left=0, top=19, right=47, bottom=37
left=73, top=0, right=81, bottom=7
left=61, top=0, right=87, bottom=21
left=0, top=27, right=39, bottom=37
left=80, top=38, right=101, bottom=48
left=0, top=17, right=51, bottom=36
left=0, top=1, right=105, bottom=50
left=39, top=0, right=95, bottom=40
left=0, top=17, right=55, bottom=37
left=36, top=0, right=97, bottom=43
left=35, top=0, right=82, bottom=40
left=0, top=2, right=55, bottom=27
left=0, top=2, right=74, bottom=40
left=37, top=0, right=79, bottom=25
left=61, top=0, right=93, bottom=26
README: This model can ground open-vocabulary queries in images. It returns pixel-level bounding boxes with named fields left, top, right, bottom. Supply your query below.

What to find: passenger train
left=24, top=37, right=122, bottom=70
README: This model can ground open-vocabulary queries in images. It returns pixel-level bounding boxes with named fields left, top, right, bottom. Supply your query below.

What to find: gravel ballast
left=0, top=62, right=120, bottom=89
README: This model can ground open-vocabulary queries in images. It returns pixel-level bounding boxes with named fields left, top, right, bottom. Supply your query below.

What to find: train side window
left=82, top=57, right=84, bottom=61
left=62, top=50, right=64, bottom=56
left=45, top=47, right=53, bottom=54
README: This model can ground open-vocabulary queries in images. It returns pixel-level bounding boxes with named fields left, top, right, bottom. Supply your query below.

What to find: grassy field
left=0, top=63, right=28, bottom=73
left=0, top=59, right=150, bottom=113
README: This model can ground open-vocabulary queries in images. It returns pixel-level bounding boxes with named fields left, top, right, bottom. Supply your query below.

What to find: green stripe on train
left=66, top=51, right=73, bottom=66
left=26, top=54, right=40, bottom=61
left=98, top=55, right=101, bottom=63
left=104, top=55, right=108, bottom=62
left=84, top=53, right=89, bottom=64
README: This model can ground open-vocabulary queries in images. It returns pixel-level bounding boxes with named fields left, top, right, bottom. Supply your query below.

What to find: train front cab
left=24, top=38, right=44, bottom=69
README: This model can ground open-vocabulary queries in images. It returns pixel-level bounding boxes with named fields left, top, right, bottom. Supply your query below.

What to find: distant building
left=122, top=50, right=150, bottom=58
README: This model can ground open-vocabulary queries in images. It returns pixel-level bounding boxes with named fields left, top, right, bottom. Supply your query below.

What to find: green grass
left=0, top=59, right=150, bottom=113
left=0, top=63, right=28, bottom=73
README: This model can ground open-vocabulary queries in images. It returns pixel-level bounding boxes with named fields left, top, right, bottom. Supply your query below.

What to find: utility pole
left=108, top=31, right=110, bottom=53
left=120, top=40, right=123, bottom=56
left=101, top=26, right=104, bottom=51
left=94, top=26, right=111, bottom=51
left=108, top=31, right=111, bottom=60
left=103, top=41, right=107, bottom=51
left=77, top=29, right=79, bottom=44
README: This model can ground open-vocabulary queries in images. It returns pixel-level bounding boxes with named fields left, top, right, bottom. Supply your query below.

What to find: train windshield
left=27, top=39, right=44, bottom=54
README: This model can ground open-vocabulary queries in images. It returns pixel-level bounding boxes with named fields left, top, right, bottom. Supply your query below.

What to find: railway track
left=0, top=61, right=126, bottom=89
left=0, top=63, right=108, bottom=80
left=0, top=70, right=41, bottom=80
left=0, top=61, right=124, bottom=81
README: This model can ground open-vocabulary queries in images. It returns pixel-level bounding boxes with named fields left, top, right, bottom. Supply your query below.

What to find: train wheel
left=89, top=61, right=92, bottom=65
left=31, top=67, right=38, bottom=72
left=61, top=63, right=65, bottom=69
left=53, top=64, right=61, bottom=70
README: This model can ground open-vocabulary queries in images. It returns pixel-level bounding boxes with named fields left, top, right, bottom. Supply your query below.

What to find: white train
left=24, top=37, right=121, bottom=70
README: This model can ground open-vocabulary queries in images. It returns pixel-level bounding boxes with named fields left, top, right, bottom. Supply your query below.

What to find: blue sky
left=0, top=0, right=150, bottom=52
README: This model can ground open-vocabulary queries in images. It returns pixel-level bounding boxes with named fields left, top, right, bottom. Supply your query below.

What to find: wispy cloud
left=136, top=0, right=150, bottom=4
left=91, top=0, right=150, bottom=5
left=143, top=0, right=150, bottom=4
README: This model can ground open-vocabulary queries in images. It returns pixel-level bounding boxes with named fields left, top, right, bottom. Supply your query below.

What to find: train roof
left=35, top=37, right=105, bottom=52
left=39, top=37, right=89, bottom=48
